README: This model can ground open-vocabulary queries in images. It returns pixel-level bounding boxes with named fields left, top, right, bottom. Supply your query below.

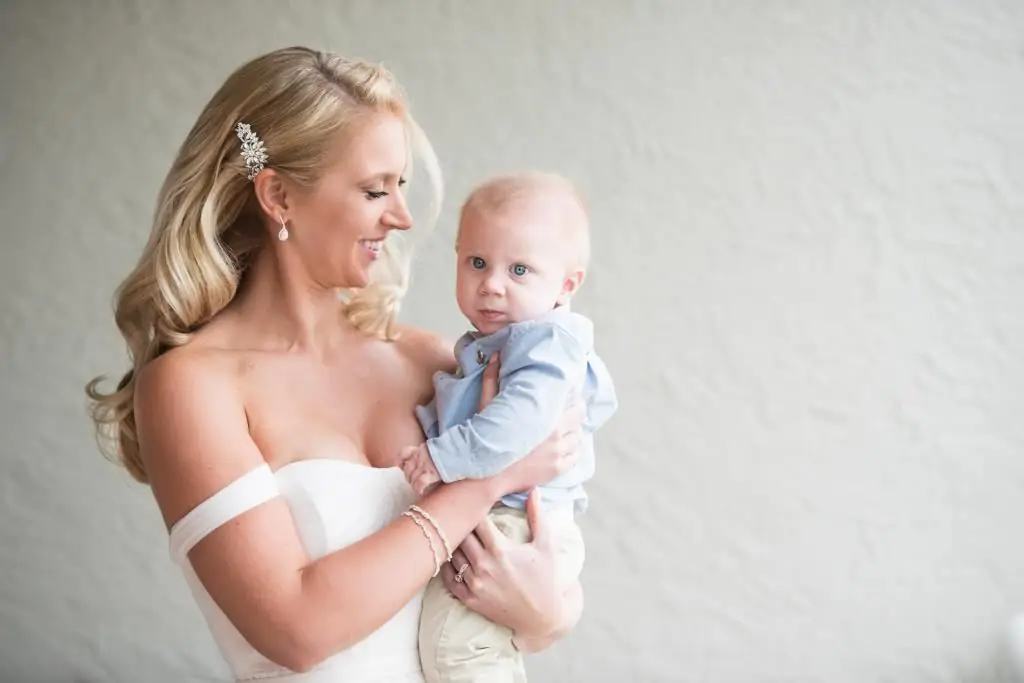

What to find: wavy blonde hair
left=86, top=46, right=442, bottom=483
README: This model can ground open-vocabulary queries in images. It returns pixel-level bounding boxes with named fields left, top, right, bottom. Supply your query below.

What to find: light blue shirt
left=415, top=306, right=618, bottom=512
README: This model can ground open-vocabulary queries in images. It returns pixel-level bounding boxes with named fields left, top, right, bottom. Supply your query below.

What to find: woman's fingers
left=523, top=489, right=551, bottom=551
left=472, top=515, right=507, bottom=556
left=441, top=558, right=473, bottom=603
left=458, top=530, right=487, bottom=567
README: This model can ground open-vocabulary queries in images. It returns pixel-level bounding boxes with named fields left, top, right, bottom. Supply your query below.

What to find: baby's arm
left=426, top=322, right=587, bottom=483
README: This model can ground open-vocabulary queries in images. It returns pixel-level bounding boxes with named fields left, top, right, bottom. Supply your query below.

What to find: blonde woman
left=87, top=46, right=584, bottom=682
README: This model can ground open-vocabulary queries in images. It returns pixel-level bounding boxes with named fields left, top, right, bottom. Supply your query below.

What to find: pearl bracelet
left=408, top=504, right=453, bottom=563
left=402, top=509, right=441, bottom=577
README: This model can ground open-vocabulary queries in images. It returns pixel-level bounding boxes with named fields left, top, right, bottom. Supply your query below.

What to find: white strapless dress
left=168, top=459, right=425, bottom=682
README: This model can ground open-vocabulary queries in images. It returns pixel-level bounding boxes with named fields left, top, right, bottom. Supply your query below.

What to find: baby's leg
left=418, top=505, right=586, bottom=683
left=419, top=509, right=530, bottom=683
left=490, top=504, right=586, bottom=592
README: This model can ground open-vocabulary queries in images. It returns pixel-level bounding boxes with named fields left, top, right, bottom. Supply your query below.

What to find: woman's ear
left=252, top=169, right=290, bottom=222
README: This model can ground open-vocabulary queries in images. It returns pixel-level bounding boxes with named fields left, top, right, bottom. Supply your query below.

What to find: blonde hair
left=459, top=170, right=590, bottom=267
left=86, top=46, right=442, bottom=483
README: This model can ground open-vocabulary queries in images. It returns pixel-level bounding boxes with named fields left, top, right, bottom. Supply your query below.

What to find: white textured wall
left=2, top=1, right=1023, bottom=681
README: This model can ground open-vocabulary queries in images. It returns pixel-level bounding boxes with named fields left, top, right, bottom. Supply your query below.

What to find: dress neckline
left=272, top=457, right=403, bottom=478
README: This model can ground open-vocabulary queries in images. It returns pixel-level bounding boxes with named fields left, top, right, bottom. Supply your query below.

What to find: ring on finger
left=454, top=563, right=469, bottom=583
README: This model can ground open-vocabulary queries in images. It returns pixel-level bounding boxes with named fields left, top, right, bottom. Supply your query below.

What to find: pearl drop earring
left=278, top=216, right=289, bottom=242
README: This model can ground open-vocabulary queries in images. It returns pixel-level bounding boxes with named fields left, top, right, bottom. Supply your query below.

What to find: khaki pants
left=419, top=505, right=585, bottom=683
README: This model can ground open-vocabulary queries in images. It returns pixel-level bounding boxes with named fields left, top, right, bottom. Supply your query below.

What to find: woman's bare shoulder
left=134, top=343, right=259, bottom=528
left=135, top=342, right=245, bottom=400
left=393, top=324, right=458, bottom=376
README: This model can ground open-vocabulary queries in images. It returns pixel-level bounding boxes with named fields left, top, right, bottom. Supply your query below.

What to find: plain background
left=2, top=1, right=1023, bottom=681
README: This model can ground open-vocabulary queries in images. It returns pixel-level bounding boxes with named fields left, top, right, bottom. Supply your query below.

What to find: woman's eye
left=365, top=190, right=387, bottom=200
left=471, top=257, right=486, bottom=270
left=511, top=264, right=529, bottom=276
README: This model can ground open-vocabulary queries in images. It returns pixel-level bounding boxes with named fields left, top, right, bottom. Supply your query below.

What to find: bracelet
left=408, top=504, right=453, bottom=562
left=402, top=510, right=441, bottom=577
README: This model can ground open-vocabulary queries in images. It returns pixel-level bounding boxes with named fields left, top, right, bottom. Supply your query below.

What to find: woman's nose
left=383, top=195, right=413, bottom=230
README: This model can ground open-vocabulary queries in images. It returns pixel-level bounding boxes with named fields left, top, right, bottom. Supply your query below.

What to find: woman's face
left=285, top=113, right=413, bottom=289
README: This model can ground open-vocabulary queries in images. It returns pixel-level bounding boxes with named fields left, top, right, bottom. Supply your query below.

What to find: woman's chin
left=348, top=252, right=380, bottom=287
left=341, top=265, right=372, bottom=290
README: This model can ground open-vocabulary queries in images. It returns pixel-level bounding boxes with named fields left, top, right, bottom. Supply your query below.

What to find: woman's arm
left=135, top=350, right=574, bottom=672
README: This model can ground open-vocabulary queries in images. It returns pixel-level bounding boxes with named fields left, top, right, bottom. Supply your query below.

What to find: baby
left=399, top=171, right=618, bottom=682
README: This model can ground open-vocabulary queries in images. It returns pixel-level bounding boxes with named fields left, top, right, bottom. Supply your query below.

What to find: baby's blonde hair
left=86, top=46, right=442, bottom=483
left=459, top=170, right=590, bottom=268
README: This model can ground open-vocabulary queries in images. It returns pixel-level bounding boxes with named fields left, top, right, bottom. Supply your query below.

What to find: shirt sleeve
left=426, top=321, right=587, bottom=482
left=414, top=335, right=468, bottom=440
left=414, top=401, right=440, bottom=440
left=582, top=351, right=619, bottom=433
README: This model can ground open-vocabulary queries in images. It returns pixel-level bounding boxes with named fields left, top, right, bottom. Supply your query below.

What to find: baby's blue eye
left=511, top=264, right=529, bottom=276
left=471, top=257, right=486, bottom=270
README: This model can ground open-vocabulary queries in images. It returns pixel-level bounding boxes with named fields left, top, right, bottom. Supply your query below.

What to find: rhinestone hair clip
left=235, top=122, right=268, bottom=181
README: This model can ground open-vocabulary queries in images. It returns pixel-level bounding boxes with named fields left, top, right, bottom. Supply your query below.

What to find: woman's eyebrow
left=358, top=170, right=404, bottom=184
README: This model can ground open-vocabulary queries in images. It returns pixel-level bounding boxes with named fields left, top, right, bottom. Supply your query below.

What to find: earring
left=277, top=216, right=289, bottom=242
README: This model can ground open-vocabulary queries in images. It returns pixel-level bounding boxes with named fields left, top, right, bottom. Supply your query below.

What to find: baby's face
left=455, top=204, right=580, bottom=335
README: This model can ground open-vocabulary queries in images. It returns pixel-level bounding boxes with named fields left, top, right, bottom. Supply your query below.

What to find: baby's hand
left=399, top=444, right=441, bottom=495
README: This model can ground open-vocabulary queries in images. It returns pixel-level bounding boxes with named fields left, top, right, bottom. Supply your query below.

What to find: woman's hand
left=440, top=489, right=581, bottom=651
left=480, top=354, right=585, bottom=498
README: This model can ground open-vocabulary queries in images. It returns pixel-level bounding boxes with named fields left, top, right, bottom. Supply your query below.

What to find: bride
left=87, top=46, right=585, bottom=682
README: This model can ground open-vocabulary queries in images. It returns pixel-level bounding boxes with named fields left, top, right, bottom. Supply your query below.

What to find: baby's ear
left=557, top=268, right=586, bottom=305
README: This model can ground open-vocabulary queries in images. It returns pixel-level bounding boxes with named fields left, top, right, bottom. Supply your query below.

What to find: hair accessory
left=235, top=122, right=268, bottom=181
